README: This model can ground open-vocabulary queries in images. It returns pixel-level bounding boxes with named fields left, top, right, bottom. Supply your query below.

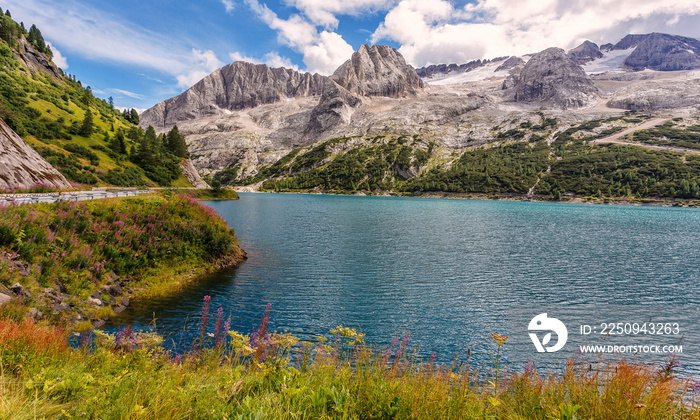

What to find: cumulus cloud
left=221, top=0, right=235, bottom=13
left=244, top=0, right=354, bottom=74
left=282, top=0, right=396, bottom=28
left=229, top=51, right=299, bottom=70
left=176, top=49, right=225, bottom=88
left=372, top=0, right=700, bottom=67
left=46, top=42, right=68, bottom=69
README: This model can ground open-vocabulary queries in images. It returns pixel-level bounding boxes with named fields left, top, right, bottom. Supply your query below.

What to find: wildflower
left=524, top=361, right=536, bottom=374
left=491, top=333, right=508, bottom=346
left=689, top=379, right=700, bottom=393
left=272, top=332, right=300, bottom=349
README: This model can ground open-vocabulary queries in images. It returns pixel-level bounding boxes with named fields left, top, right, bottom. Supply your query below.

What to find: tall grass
left=0, top=191, right=242, bottom=322
left=0, top=300, right=697, bottom=419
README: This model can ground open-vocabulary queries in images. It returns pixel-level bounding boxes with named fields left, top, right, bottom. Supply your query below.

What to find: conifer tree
left=166, top=125, right=189, bottom=158
left=79, top=108, right=94, bottom=137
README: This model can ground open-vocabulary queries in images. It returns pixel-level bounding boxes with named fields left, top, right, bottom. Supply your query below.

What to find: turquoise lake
left=115, top=193, right=700, bottom=373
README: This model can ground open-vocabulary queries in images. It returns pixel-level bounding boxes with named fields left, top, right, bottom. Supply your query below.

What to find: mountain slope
left=0, top=12, right=195, bottom=188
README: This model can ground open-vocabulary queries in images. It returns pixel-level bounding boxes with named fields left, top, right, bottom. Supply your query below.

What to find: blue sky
left=3, top=0, right=700, bottom=110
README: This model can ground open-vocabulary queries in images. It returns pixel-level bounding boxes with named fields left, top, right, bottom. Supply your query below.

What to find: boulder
left=10, top=282, right=31, bottom=299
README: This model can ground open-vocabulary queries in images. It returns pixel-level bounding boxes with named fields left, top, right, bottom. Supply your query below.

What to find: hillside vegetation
left=222, top=114, right=700, bottom=202
left=0, top=11, right=190, bottom=188
left=0, top=190, right=244, bottom=326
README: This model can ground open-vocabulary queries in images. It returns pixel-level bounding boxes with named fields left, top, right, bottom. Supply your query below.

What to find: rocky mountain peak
left=514, top=47, right=598, bottom=109
left=567, top=40, right=603, bottom=64
left=495, top=56, right=525, bottom=72
left=611, top=34, right=650, bottom=51
left=331, top=44, right=423, bottom=98
left=622, top=33, right=700, bottom=71
left=139, top=61, right=327, bottom=130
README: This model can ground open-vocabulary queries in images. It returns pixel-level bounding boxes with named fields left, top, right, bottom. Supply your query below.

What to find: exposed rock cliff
left=514, top=47, right=599, bottom=109
left=180, top=159, right=209, bottom=188
left=331, top=44, right=424, bottom=98
left=622, top=33, right=700, bottom=71
left=495, top=56, right=525, bottom=72
left=15, top=38, right=62, bottom=79
left=140, top=62, right=327, bottom=129
left=0, top=119, right=72, bottom=190
left=567, top=40, right=603, bottom=64
left=307, top=79, right=362, bottom=135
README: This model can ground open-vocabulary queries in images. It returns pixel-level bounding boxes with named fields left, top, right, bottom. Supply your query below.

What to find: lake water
left=114, top=193, right=700, bottom=373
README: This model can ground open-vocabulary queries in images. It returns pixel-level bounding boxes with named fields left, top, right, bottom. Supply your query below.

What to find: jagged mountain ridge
left=139, top=62, right=327, bottom=129
left=138, top=32, right=700, bottom=183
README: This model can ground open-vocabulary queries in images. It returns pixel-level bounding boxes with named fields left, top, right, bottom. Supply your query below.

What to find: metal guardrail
left=0, top=189, right=151, bottom=206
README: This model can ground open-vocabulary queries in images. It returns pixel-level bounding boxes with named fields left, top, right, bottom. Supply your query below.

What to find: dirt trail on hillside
left=591, top=117, right=700, bottom=154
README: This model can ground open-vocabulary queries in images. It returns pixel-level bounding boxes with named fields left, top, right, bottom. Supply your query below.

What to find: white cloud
left=110, top=89, right=145, bottom=100
left=372, top=0, right=700, bottom=67
left=302, top=31, right=354, bottom=74
left=46, top=42, right=68, bottom=69
left=229, top=51, right=299, bottom=70
left=3, top=0, right=228, bottom=90
left=282, top=0, right=396, bottom=28
left=221, top=0, right=235, bottom=13
left=244, top=0, right=354, bottom=74
left=176, top=49, right=224, bottom=88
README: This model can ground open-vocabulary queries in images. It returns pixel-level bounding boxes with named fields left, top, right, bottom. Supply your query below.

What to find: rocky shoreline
left=0, top=245, right=246, bottom=329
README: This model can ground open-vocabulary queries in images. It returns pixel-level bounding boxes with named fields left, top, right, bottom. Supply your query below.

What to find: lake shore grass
left=0, top=190, right=245, bottom=327
left=175, top=187, right=240, bottom=201
left=0, top=303, right=697, bottom=419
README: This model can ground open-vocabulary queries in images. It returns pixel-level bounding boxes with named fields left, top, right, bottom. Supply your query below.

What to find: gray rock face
left=140, top=62, right=327, bottom=129
left=502, top=73, right=520, bottom=90
left=307, top=79, right=362, bottom=135
left=331, top=44, right=423, bottom=98
left=612, top=34, right=650, bottom=50
left=0, top=118, right=72, bottom=190
left=567, top=41, right=603, bottom=64
left=495, top=56, right=525, bottom=72
left=16, top=38, right=62, bottom=79
left=514, top=47, right=599, bottom=109
left=180, top=159, right=209, bottom=188
left=622, top=33, right=700, bottom=71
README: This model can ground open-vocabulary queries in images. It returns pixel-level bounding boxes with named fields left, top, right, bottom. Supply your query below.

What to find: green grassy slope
left=0, top=13, right=191, bottom=189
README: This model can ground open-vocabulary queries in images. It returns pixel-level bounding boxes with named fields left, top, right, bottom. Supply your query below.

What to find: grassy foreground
left=0, top=302, right=698, bottom=419
left=0, top=191, right=245, bottom=326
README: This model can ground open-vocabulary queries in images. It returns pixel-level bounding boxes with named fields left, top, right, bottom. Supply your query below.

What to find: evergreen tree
left=116, top=130, right=127, bottom=154
left=5, top=10, right=11, bottom=18
left=108, top=96, right=114, bottom=107
left=129, top=108, right=140, bottom=125
left=79, top=108, right=94, bottom=137
left=166, top=125, right=189, bottom=158
left=135, top=126, right=157, bottom=166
